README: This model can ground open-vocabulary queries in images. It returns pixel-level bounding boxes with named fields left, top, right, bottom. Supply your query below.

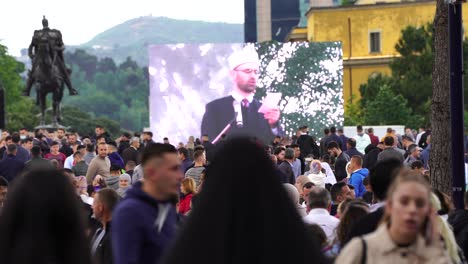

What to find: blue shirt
left=349, top=168, right=369, bottom=198
left=292, top=159, right=301, bottom=178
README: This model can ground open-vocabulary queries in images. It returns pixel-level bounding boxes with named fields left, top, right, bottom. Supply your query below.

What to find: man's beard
left=239, top=83, right=256, bottom=94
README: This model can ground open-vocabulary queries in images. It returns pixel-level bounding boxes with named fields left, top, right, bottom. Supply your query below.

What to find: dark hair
left=308, top=187, right=331, bottom=209
left=386, top=127, right=393, bottom=133
left=0, top=169, right=92, bottom=264
left=369, top=159, right=403, bottom=201
left=96, top=188, right=120, bottom=212
left=163, top=137, right=169, bottom=141
left=95, top=125, right=103, bottom=129
left=61, top=168, right=74, bottom=177
left=11, top=133, right=20, bottom=144
left=433, top=189, right=452, bottom=216
left=330, top=127, right=337, bottom=133
left=86, top=143, right=95, bottom=152
left=21, top=137, right=33, bottom=144
left=327, top=141, right=340, bottom=150
left=107, top=141, right=117, bottom=148
left=73, top=152, right=83, bottom=158
left=76, top=145, right=86, bottom=151
left=368, top=127, right=374, bottom=133
left=122, top=132, right=131, bottom=139
left=4, top=135, right=12, bottom=142
left=110, top=164, right=122, bottom=172
left=144, top=131, right=154, bottom=137
left=347, top=138, right=357, bottom=148
left=273, top=147, right=286, bottom=155
left=96, top=135, right=105, bottom=142
left=194, top=145, right=205, bottom=152
left=57, top=128, right=65, bottom=133
left=178, top=147, right=189, bottom=159
left=330, top=182, right=347, bottom=202
left=411, top=160, right=424, bottom=170
left=7, top=144, right=17, bottom=154
left=303, top=182, right=315, bottom=189
left=321, top=154, right=331, bottom=163
left=324, top=128, right=330, bottom=135
left=141, top=143, right=177, bottom=166
left=335, top=200, right=369, bottom=245
left=384, top=136, right=394, bottom=146
left=50, top=141, right=59, bottom=147
left=356, top=125, right=363, bottom=132
left=0, top=176, right=8, bottom=187
left=31, top=146, right=41, bottom=156
left=290, top=144, right=299, bottom=149
left=347, top=184, right=355, bottom=190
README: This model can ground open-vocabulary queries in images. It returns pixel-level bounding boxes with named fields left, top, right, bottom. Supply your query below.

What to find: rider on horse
left=22, top=16, right=78, bottom=96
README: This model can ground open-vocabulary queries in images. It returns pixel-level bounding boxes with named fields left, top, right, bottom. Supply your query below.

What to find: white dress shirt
left=303, top=208, right=339, bottom=242
left=64, top=154, right=75, bottom=169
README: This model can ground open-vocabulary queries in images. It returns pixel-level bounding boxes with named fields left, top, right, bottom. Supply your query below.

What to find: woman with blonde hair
left=179, top=177, right=197, bottom=215
left=336, top=170, right=451, bottom=263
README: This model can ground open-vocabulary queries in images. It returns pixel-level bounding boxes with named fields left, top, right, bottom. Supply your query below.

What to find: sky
left=0, top=0, right=244, bottom=56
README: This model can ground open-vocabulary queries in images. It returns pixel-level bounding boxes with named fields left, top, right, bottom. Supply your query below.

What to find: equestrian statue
left=22, top=16, right=78, bottom=126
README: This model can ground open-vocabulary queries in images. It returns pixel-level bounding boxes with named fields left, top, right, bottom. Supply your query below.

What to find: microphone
left=233, top=100, right=243, bottom=127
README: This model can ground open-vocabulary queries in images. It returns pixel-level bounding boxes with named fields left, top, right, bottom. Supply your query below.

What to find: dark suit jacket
left=3, top=144, right=30, bottom=163
left=201, top=96, right=282, bottom=145
left=296, top=135, right=320, bottom=159
left=122, top=147, right=140, bottom=165
left=92, top=222, right=113, bottom=264
left=277, top=161, right=295, bottom=184
left=0, top=155, right=25, bottom=182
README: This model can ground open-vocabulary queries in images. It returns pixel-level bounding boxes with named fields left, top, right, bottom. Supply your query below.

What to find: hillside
left=72, top=16, right=244, bottom=66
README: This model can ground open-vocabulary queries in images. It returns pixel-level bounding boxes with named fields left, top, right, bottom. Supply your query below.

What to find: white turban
left=228, top=47, right=260, bottom=70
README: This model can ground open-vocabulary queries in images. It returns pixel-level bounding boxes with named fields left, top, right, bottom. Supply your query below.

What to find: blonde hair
left=182, top=178, right=197, bottom=195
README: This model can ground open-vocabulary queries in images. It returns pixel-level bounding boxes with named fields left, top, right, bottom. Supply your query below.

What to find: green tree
left=0, top=43, right=38, bottom=131
left=363, top=85, right=412, bottom=126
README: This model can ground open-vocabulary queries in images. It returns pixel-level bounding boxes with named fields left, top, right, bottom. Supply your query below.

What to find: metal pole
left=448, top=1, right=465, bottom=209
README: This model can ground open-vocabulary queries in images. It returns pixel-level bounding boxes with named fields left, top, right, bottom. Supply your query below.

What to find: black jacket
left=201, top=96, right=283, bottom=145
left=0, top=155, right=25, bottom=182
left=296, top=134, right=320, bottom=159
left=363, top=145, right=381, bottom=169
left=345, top=147, right=364, bottom=159
left=92, top=222, right=113, bottom=264
left=277, top=161, right=295, bottom=184
left=122, top=147, right=140, bottom=165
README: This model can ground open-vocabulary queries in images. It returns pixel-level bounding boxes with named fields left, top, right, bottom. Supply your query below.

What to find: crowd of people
left=0, top=123, right=466, bottom=264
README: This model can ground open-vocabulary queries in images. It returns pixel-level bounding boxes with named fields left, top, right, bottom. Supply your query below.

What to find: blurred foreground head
left=162, top=137, right=326, bottom=264
left=0, top=169, right=91, bottom=264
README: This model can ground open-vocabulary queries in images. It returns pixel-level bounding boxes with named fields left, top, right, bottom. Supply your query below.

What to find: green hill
left=73, top=16, right=244, bottom=66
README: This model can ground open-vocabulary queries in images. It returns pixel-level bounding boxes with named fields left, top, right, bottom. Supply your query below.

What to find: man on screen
left=201, top=48, right=283, bottom=144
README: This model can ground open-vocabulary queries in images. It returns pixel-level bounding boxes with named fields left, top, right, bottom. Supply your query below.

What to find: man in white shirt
left=303, top=187, right=339, bottom=242
left=64, top=145, right=85, bottom=169
left=354, top=125, right=371, bottom=154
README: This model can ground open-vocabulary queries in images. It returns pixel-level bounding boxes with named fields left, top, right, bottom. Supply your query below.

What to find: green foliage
left=62, top=49, right=149, bottom=132
left=0, top=43, right=39, bottom=131
left=344, top=95, right=364, bottom=126
left=363, top=85, right=412, bottom=126
left=352, top=23, right=468, bottom=127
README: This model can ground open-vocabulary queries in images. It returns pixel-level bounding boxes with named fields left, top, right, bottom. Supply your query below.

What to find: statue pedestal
left=35, top=123, right=70, bottom=132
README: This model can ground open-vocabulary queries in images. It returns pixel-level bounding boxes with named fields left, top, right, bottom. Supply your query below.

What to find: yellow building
left=288, top=0, right=468, bottom=106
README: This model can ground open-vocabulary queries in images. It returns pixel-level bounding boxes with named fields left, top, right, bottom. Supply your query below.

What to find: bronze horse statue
left=23, top=16, right=77, bottom=127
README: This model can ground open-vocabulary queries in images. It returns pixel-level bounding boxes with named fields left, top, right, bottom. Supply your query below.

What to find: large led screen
left=148, top=42, right=343, bottom=144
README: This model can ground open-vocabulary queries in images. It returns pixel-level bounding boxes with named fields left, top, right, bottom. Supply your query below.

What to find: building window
left=369, top=31, right=381, bottom=53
